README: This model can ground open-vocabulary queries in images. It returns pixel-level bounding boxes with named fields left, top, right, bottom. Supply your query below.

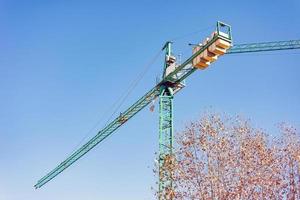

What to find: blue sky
left=0, top=0, right=300, bottom=199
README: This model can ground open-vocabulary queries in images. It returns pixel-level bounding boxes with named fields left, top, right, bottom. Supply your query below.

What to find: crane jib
left=227, top=40, right=300, bottom=54
left=34, top=86, right=160, bottom=188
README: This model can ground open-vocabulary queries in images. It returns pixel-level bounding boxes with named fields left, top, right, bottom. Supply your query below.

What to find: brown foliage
left=156, top=113, right=300, bottom=200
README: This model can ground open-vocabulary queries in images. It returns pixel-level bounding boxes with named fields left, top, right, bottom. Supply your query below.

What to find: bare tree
left=156, top=113, right=300, bottom=200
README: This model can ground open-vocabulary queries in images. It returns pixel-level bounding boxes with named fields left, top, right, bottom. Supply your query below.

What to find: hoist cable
left=68, top=49, right=163, bottom=155
left=170, top=25, right=214, bottom=41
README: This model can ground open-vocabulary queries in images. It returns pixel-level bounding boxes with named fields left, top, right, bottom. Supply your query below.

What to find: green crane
left=34, top=21, right=300, bottom=198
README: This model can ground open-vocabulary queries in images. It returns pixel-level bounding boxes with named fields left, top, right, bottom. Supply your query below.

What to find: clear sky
left=1, top=0, right=300, bottom=199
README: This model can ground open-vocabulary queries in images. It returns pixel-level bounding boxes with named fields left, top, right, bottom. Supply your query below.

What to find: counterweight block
left=192, top=26, right=232, bottom=70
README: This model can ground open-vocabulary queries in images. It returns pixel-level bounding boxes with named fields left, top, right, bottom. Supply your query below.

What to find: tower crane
left=34, top=21, right=300, bottom=198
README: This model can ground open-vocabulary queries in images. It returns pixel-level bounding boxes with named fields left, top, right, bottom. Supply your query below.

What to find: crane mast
left=34, top=21, right=300, bottom=199
left=158, top=41, right=175, bottom=198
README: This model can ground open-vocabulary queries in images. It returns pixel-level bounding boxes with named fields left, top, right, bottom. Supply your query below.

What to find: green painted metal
left=158, top=90, right=173, bottom=197
left=41, top=22, right=300, bottom=192
left=35, top=21, right=233, bottom=190
left=227, top=39, right=300, bottom=54
left=162, top=41, right=173, bottom=80
left=34, top=17, right=300, bottom=192
left=159, top=41, right=175, bottom=198
left=217, top=21, right=232, bottom=41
